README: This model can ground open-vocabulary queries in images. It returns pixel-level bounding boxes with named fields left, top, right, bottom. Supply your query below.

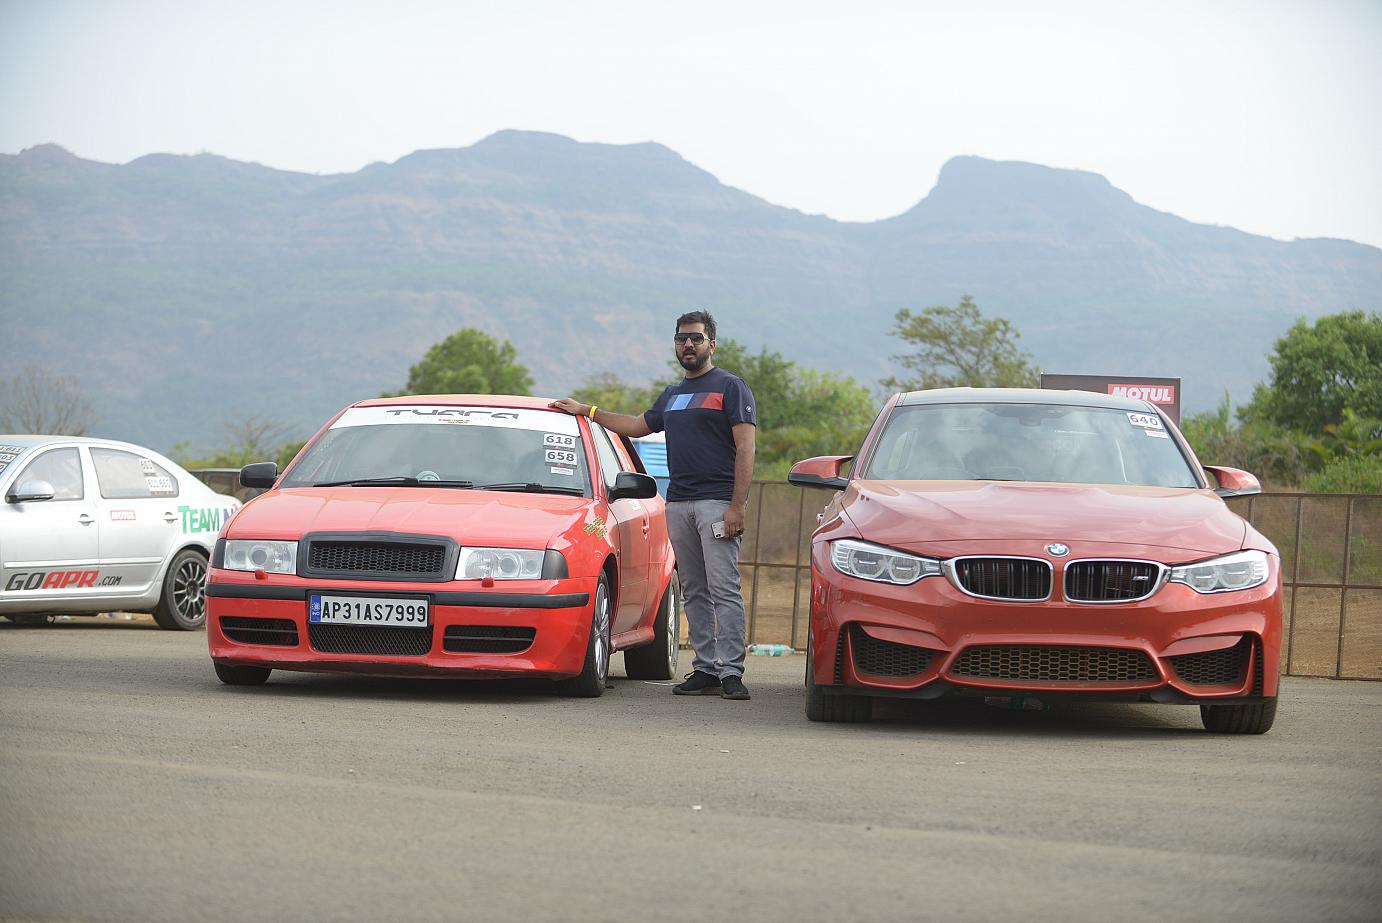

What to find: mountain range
left=2, top=130, right=1379, bottom=452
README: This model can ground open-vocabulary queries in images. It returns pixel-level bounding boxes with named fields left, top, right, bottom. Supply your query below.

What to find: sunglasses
left=673, top=332, right=708, bottom=345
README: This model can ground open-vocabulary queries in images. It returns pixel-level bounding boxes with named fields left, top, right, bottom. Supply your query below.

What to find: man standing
left=550, top=311, right=756, bottom=700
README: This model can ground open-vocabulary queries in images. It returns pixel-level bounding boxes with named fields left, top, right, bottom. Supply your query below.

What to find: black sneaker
left=720, top=675, right=751, bottom=700
left=673, top=671, right=722, bottom=695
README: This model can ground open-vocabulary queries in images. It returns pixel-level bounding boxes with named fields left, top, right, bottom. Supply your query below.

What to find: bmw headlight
left=830, top=539, right=941, bottom=585
left=458, top=547, right=545, bottom=581
left=223, top=540, right=298, bottom=575
left=1168, top=549, right=1270, bottom=594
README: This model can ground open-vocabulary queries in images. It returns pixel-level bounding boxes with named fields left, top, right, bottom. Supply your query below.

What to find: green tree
left=171, top=412, right=306, bottom=470
left=394, top=328, right=533, bottom=396
left=1243, top=310, right=1382, bottom=431
left=883, top=295, right=1039, bottom=391
left=713, top=339, right=878, bottom=473
left=571, top=371, right=664, bottom=415
left=1178, top=394, right=1318, bottom=489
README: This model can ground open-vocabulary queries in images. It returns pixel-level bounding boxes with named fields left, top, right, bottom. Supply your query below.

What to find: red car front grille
left=951, top=645, right=1157, bottom=683
left=952, top=558, right=1051, bottom=600
left=1064, top=560, right=1163, bottom=602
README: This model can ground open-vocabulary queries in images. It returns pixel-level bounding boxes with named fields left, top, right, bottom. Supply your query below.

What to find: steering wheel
left=416, top=470, right=441, bottom=482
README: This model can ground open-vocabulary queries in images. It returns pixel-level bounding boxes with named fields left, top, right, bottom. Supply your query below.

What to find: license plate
left=309, top=594, right=430, bottom=626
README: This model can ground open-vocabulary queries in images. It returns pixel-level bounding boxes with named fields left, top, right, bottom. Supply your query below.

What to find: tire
left=152, top=548, right=208, bottom=630
left=623, top=570, right=680, bottom=680
left=804, top=631, right=871, bottom=723
left=214, top=662, right=272, bottom=686
left=1200, top=697, right=1277, bottom=734
left=5, top=613, right=54, bottom=627
left=557, top=575, right=612, bottom=698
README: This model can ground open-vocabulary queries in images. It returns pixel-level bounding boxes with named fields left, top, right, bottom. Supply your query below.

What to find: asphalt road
left=2, top=617, right=1380, bottom=923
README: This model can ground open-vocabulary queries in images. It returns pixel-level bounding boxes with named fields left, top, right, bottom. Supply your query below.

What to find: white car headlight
left=1168, top=549, right=1270, bottom=594
left=223, top=540, right=298, bottom=575
left=830, top=539, right=941, bottom=585
left=457, top=547, right=545, bottom=580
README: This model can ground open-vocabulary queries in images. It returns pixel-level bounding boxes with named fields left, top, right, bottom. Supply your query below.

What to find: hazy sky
left=2, top=0, right=1380, bottom=246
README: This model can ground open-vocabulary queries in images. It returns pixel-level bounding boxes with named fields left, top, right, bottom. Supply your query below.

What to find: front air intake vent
left=308, top=623, right=432, bottom=656
left=1170, top=637, right=1252, bottom=686
left=850, top=625, right=935, bottom=677
left=443, top=626, right=537, bottom=654
left=220, top=616, right=298, bottom=647
left=951, top=645, right=1157, bottom=684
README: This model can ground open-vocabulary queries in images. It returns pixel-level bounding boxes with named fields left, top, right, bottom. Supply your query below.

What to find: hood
left=841, top=481, right=1245, bottom=557
left=227, top=487, right=591, bottom=548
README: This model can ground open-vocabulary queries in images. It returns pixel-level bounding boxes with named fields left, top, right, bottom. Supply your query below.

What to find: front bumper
left=808, top=546, right=1283, bottom=703
left=206, top=570, right=595, bottom=680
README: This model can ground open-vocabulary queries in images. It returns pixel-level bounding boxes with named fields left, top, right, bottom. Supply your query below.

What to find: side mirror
left=608, top=471, right=658, bottom=502
left=240, top=462, right=279, bottom=489
left=1204, top=465, right=1261, bottom=499
left=788, top=456, right=853, bottom=490
left=6, top=479, right=56, bottom=503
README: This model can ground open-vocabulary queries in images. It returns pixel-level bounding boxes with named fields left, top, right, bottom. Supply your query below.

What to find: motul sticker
left=109, top=509, right=136, bottom=521
left=1109, top=384, right=1176, bottom=404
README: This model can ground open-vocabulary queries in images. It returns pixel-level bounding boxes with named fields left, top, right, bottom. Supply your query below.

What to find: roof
left=0, top=434, right=166, bottom=451
left=355, top=394, right=564, bottom=410
left=895, top=387, right=1157, bottom=413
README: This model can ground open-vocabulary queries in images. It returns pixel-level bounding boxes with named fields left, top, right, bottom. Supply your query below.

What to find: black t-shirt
left=644, top=367, right=756, bottom=502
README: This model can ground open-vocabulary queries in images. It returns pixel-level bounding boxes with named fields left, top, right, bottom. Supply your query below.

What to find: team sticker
left=1126, top=412, right=1170, bottom=438
left=0, top=445, right=24, bottom=476
left=545, top=433, right=578, bottom=475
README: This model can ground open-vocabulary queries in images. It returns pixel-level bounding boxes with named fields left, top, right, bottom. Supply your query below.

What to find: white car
left=0, top=435, right=239, bottom=629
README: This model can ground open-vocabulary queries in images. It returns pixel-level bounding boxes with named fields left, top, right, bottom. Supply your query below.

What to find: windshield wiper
left=312, top=477, right=475, bottom=489
left=475, top=482, right=586, bottom=496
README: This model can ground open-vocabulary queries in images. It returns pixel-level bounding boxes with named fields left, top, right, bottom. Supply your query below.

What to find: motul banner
left=1040, top=374, right=1182, bottom=424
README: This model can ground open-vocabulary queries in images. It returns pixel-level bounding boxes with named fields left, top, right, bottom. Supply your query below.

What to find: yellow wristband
left=588, top=405, right=598, bottom=419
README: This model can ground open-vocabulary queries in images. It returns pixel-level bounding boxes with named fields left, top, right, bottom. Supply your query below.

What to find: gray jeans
left=665, top=498, right=746, bottom=678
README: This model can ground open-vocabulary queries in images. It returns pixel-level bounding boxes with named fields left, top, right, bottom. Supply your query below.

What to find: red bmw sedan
left=206, top=396, right=680, bottom=696
left=790, top=388, right=1281, bottom=733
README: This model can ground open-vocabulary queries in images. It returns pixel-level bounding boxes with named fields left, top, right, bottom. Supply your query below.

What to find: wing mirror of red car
left=788, top=456, right=853, bottom=490
left=1203, top=465, right=1261, bottom=499
left=240, top=462, right=279, bottom=489
left=609, top=471, right=658, bottom=502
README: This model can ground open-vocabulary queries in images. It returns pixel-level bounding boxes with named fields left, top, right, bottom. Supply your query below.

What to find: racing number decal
left=545, top=449, right=578, bottom=465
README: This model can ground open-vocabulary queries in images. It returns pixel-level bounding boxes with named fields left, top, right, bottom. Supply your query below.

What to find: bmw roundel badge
left=1046, top=543, right=1070, bottom=557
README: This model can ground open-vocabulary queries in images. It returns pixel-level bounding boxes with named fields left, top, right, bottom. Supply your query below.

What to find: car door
left=590, top=423, right=650, bottom=635
left=0, top=445, right=103, bottom=602
left=88, top=446, right=184, bottom=596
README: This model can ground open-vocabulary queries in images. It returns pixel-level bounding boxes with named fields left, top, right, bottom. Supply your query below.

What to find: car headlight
left=223, top=540, right=298, bottom=575
left=830, top=539, right=941, bottom=585
left=1168, top=549, right=1270, bottom=594
left=457, top=547, right=545, bottom=580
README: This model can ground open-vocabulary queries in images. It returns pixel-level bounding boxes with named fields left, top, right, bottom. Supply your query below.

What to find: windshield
left=281, top=406, right=592, bottom=496
left=863, top=403, right=1200, bottom=488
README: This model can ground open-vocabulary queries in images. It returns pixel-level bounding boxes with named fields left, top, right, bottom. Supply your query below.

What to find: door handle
left=164, top=512, right=178, bottom=523
left=77, top=514, right=95, bottom=525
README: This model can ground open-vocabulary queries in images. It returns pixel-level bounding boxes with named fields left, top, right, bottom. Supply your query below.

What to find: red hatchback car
left=206, top=396, right=680, bottom=696
left=790, top=388, right=1281, bottom=733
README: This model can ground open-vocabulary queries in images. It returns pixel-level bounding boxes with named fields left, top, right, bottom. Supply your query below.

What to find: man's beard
left=678, top=350, right=709, bottom=372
